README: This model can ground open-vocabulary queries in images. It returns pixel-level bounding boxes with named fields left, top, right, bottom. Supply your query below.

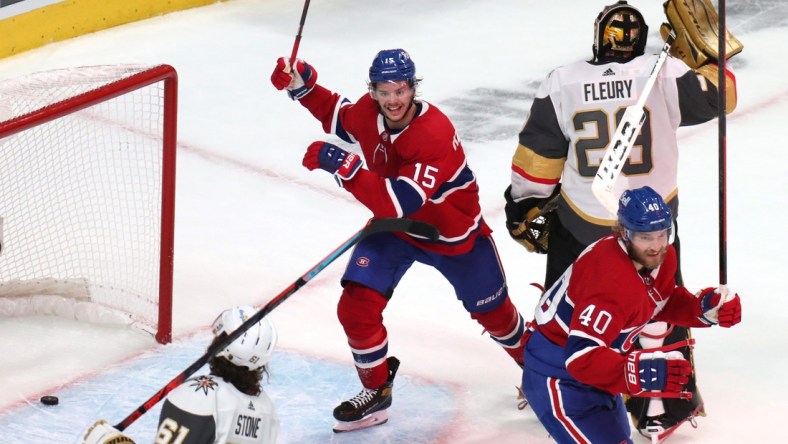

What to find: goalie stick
left=113, top=217, right=438, bottom=431
left=717, top=0, right=728, bottom=287
left=591, top=30, right=676, bottom=214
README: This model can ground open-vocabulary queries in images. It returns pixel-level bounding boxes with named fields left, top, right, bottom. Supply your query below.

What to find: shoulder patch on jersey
left=188, top=375, right=219, bottom=395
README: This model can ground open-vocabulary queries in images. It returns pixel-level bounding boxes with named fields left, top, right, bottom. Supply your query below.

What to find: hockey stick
left=717, top=0, right=728, bottom=286
left=591, top=30, right=676, bottom=214
left=113, top=217, right=438, bottom=431
left=289, top=0, right=311, bottom=64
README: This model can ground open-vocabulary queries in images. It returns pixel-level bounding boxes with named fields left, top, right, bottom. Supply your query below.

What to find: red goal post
left=0, top=64, right=177, bottom=344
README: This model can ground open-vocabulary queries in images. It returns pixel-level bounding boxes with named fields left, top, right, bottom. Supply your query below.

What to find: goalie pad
left=82, top=420, right=136, bottom=444
left=626, top=325, right=705, bottom=435
left=662, top=0, right=743, bottom=69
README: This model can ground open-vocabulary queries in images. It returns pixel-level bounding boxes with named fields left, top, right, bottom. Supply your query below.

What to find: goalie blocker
left=503, top=185, right=560, bottom=254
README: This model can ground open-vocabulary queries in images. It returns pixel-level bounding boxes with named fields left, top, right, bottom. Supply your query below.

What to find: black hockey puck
left=40, top=396, right=59, bottom=406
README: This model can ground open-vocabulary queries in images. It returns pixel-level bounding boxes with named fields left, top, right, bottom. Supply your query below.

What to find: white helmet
left=211, top=305, right=277, bottom=370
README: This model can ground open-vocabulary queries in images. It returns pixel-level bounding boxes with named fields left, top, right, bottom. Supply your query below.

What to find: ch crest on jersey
left=189, top=375, right=218, bottom=395
left=613, top=325, right=645, bottom=353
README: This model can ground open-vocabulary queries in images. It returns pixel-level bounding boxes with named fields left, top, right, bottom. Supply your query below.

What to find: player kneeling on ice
left=83, top=306, right=280, bottom=444
left=520, top=186, right=741, bottom=444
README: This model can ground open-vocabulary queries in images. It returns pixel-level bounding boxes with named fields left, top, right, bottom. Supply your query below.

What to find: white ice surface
left=1, top=0, right=786, bottom=442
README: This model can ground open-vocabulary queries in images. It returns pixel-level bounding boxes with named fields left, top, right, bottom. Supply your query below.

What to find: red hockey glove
left=270, top=57, right=292, bottom=90
left=625, top=350, right=691, bottom=396
left=270, top=57, right=317, bottom=99
left=303, top=141, right=363, bottom=183
left=698, top=286, right=742, bottom=327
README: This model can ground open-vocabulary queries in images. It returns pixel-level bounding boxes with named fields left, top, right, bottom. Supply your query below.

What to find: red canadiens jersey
left=300, top=85, right=490, bottom=255
left=530, top=235, right=708, bottom=395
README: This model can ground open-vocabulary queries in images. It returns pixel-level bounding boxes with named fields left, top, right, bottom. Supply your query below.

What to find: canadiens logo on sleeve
left=616, top=325, right=646, bottom=353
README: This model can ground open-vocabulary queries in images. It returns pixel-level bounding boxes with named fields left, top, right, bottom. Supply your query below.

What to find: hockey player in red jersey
left=83, top=306, right=280, bottom=444
left=504, top=0, right=742, bottom=436
left=271, top=48, right=529, bottom=432
left=522, top=186, right=741, bottom=443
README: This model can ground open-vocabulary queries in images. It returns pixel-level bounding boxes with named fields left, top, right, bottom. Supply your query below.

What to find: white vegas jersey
left=510, top=54, right=731, bottom=244
left=155, top=375, right=279, bottom=444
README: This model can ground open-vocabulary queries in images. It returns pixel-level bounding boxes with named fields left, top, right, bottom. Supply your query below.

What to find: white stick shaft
left=591, top=32, right=676, bottom=214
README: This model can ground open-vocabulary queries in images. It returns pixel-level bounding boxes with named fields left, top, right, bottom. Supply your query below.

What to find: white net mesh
left=0, top=65, right=174, bottom=338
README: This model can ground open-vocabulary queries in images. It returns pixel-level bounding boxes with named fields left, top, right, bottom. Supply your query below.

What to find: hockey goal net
left=0, top=64, right=177, bottom=344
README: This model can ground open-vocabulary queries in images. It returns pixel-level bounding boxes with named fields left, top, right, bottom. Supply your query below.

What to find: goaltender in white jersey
left=83, top=306, right=279, bottom=444
left=509, top=48, right=737, bottom=247
left=505, top=0, right=740, bottom=287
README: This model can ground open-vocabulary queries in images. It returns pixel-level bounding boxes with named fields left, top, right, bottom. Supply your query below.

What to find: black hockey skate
left=332, top=356, right=400, bottom=433
left=639, top=414, right=678, bottom=443
left=637, top=409, right=700, bottom=444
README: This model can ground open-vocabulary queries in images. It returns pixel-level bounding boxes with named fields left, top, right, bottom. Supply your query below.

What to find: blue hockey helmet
left=593, top=1, right=648, bottom=63
left=369, top=48, right=417, bottom=85
left=617, top=186, right=674, bottom=241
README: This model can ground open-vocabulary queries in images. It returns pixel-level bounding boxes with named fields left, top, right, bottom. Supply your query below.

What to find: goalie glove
left=82, top=420, right=136, bottom=444
left=625, top=350, right=691, bottom=397
left=503, top=185, right=559, bottom=254
left=661, top=0, right=743, bottom=70
left=697, top=286, right=742, bottom=327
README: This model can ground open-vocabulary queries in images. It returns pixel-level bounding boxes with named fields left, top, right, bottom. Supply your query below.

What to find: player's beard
left=379, top=99, right=415, bottom=126
left=628, top=244, right=668, bottom=270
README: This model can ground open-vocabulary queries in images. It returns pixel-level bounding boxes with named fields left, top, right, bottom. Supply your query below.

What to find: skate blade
left=643, top=418, right=693, bottom=443
left=654, top=421, right=685, bottom=443
left=643, top=424, right=674, bottom=444
left=651, top=404, right=704, bottom=443
left=515, top=386, right=529, bottom=410
left=332, top=410, right=389, bottom=433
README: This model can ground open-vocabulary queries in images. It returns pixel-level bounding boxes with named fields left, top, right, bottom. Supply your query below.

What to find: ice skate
left=638, top=412, right=699, bottom=443
left=332, top=356, right=399, bottom=433
left=516, top=386, right=529, bottom=410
